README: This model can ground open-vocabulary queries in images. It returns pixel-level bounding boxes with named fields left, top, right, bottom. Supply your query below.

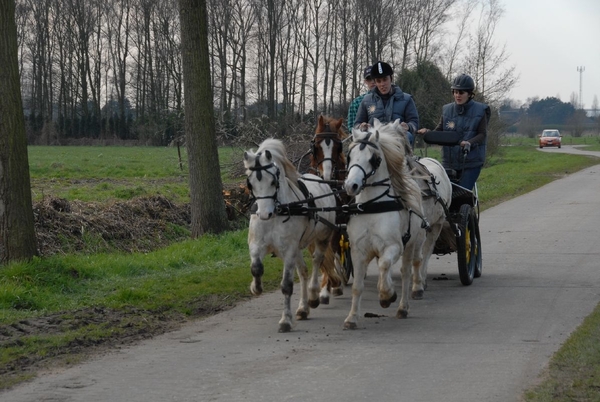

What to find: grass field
left=2, top=138, right=600, bottom=398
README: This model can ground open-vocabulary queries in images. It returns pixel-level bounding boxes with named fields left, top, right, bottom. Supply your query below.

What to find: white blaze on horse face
left=244, top=151, right=278, bottom=220
left=320, top=139, right=335, bottom=181
left=344, top=136, right=373, bottom=197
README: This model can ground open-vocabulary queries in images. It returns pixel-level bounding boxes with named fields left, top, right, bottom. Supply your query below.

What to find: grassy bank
left=2, top=142, right=599, bottom=397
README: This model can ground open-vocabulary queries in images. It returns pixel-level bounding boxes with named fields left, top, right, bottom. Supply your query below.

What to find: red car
left=539, top=129, right=561, bottom=148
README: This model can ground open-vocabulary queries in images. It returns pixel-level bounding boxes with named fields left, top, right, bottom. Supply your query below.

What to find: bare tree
left=441, top=0, right=477, bottom=79
left=179, top=0, right=228, bottom=236
left=106, top=0, right=132, bottom=139
left=413, top=0, right=455, bottom=68
left=462, top=0, right=517, bottom=105
left=0, top=0, right=38, bottom=263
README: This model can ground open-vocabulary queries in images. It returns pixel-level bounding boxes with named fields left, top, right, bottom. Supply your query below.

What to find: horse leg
left=319, top=235, right=343, bottom=303
left=294, top=252, right=313, bottom=321
left=377, top=245, right=401, bottom=308
left=398, top=240, right=423, bottom=318
left=308, top=243, right=325, bottom=309
left=412, top=224, right=442, bottom=300
left=410, top=225, right=442, bottom=300
left=317, top=239, right=339, bottom=305
left=279, top=252, right=300, bottom=333
left=332, top=251, right=345, bottom=295
left=249, top=244, right=266, bottom=296
left=343, top=249, right=369, bottom=329
left=331, top=232, right=345, bottom=296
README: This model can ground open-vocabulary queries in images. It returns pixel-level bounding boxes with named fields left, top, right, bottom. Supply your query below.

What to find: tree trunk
left=0, top=0, right=38, bottom=264
left=179, top=0, right=228, bottom=236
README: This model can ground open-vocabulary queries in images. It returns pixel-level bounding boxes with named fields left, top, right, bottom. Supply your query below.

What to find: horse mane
left=374, top=129, right=422, bottom=213
left=256, top=138, right=300, bottom=182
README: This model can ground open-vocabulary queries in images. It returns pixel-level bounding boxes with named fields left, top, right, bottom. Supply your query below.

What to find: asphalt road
left=3, top=146, right=600, bottom=402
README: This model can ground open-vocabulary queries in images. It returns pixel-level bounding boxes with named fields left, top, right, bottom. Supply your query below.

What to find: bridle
left=346, top=132, right=385, bottom=188
left=246, top=160, right=281, bottom=202
left=310, top=123, right=345, bottom=178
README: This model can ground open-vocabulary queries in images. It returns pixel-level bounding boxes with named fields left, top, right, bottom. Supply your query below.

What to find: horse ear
left=317, top=115, right=324, bottom=131
left=244, top=151, right=249, bottom=160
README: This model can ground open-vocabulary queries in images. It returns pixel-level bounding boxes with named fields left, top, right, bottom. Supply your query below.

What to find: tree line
left=17, top=0, right=516, bottom=146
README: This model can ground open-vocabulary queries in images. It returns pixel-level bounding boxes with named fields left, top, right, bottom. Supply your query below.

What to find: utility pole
left=577, top=66, right=585, bottom=109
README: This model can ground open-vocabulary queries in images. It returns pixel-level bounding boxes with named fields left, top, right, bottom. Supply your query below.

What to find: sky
left=495, top=0, right=600, bottom=109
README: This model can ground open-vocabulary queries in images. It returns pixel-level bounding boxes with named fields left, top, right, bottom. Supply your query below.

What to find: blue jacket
left=440, top=100, right=490, bottom=170
left=354, top=85, right=419, bottom=143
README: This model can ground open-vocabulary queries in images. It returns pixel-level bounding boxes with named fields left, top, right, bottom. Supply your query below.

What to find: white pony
left=373, top=119, right=453, bottom=299
left=343, top=126, right=427, bottom=329
left=244, top=138, right=341, bottom=333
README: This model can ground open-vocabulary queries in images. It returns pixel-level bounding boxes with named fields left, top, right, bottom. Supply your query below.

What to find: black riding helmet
left=370, top=61, right=394, bottom=78
left=451, top=74, right=475, bottom=92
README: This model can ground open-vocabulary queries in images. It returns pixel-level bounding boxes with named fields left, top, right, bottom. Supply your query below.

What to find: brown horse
left=309, top=115, right=351, bottom=301
left=310, top=115, right=348, bottom=182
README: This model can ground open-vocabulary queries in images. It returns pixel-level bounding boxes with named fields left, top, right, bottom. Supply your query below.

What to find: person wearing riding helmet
left=347, top=65, right=376, bottom=131
left=353, top=61, right=419, bottom=146
left=417, top=73, right=491, bottom=190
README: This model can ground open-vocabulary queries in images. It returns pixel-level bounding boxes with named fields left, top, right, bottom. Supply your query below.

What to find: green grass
left=524, top=302, right=600, bottom=401
left=0, top=231, right=281, bottom=321
left=28, top=145, right=243, bottom=202
left=3, top=141, right=600, bottom=395
left=478, top=146, right=596, bottom=209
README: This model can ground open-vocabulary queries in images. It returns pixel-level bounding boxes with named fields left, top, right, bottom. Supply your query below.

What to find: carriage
left=422, top=130, right=483, bottom=286
left=306, top=119, right=484, bottom=288
left=243, top=117, right=483, bottom=331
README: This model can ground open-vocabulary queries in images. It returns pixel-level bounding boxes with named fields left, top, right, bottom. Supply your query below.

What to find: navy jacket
left=354, top=85, right=419, bottom=137
left=439, top=100, right=490, bottom=170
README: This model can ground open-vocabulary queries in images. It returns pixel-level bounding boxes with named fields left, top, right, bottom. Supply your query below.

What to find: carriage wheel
left=473, top=216, right=483, bottom=278
left=457, top=204, right=476, bottom=286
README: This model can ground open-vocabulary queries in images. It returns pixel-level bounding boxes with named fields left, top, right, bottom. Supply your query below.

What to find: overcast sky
left=495, top=0, right=600, bottom=108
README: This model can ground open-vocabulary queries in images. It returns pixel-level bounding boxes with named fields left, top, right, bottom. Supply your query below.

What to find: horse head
left=310, top=115, right=347, bottom=181
left=344, top=127, right=383, bottom=197
left=244, top=149, right=281, bottom=220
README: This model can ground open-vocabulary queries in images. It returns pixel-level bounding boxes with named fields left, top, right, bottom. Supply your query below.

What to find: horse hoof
left=309, top=298, right=320, bottom=309
left=278, top=323, right=292, bottom=333
left=343, top=321, right=358, bottom=330
left=333, top=288, right=344, bottom=297
left=411, top=290, right=424, bottom=300
left=250, top=285, right=262, bottom=296
left=319, top=296, right=329, bottom=305
left=396, top=309, right=408, bottom=319
left=380, top=291, right=397, bottom=308
left=296, top=311, right=309, bottom=320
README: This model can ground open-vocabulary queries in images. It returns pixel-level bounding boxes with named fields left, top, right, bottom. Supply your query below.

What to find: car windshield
left=543, top=131, right=559, bottom=137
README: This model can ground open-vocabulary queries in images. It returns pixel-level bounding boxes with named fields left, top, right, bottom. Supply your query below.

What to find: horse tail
left=321, top=240, right=342, bottom=289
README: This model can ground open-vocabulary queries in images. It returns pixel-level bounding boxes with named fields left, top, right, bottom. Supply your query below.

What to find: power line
left=577, top=66, right=585, bottom=109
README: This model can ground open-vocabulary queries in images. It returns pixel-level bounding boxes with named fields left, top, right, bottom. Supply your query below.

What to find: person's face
left=374, top=75, right=392, bottom=95
left=364, top=77, right=376, bottom=91
left=453, top=89, right=469, bottom=105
